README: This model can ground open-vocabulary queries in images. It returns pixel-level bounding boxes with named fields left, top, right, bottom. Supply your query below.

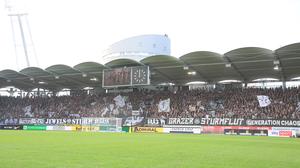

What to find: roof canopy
left=1, top=43, right=300, bottom=90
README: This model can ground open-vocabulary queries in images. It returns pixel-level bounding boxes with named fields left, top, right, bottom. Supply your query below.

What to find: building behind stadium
left=101, top=34, right=171, bottom=63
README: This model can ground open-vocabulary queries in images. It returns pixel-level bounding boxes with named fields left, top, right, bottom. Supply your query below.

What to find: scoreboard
left=103, top=66, right=150, bottom=87
left=103, top=67, right=131, bottom=87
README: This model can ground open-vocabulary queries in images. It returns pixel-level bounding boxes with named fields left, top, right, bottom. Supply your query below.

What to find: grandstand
left=0, top=42, right=300, bottom=91
left=1, top=42, right=300, bottom=125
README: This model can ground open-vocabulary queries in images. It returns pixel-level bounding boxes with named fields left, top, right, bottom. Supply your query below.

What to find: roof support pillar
left=282, top=80, right=286, bottom=91
left=223, top=55, right=247, bottom=81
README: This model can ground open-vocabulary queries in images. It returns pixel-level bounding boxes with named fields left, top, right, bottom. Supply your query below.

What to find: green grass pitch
left=0, top=131, right=300, bottom=168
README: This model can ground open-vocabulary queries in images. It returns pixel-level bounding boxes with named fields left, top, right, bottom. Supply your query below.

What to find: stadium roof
left=1, top=43, right=300, bottom=91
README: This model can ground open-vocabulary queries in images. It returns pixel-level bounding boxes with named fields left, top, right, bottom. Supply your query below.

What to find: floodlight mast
left=4, top=0, right=38, bottom=69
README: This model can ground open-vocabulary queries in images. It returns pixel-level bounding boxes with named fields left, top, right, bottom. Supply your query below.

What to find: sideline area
left=0, top=131, right=300, bottom=168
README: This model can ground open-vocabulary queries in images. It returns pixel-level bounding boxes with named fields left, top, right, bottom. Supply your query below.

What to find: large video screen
left=102, top=66, right=150, bottom=87
left=103, top=67, right=131, bottom=87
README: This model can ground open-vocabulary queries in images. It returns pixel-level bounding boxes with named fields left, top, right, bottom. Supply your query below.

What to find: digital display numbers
left=103, top=66, right=150, bottom=87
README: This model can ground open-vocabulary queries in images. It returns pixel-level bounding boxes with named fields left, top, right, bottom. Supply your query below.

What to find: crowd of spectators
left=1, top=87, right=300, bottom=121
left=147, top=87, right=300, bottom=119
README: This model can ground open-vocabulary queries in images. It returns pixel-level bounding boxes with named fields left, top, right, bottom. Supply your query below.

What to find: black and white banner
left=200, top=118, right=244, bottom=126
left=44, top=118, right=82, bottom=125
left=158, top=98, right=170, bottom=112
left=145, top=118, right=166, bottom=126
left=163, top=118, right=300, bottom=127
left=2, top=117, right=300, bottom=127
left=2, top=118, right=19, bottom=125
left=123, top=116, right=144, bottom=126
left=257, top=95, right=271, bottom=107
left=19, top=118, right=45, bottom=125
left=167, top=118, right=243, bottom=126
left=167, top=118, right=195, bottom=125
left=82, top=117, right=121, bottom=126
left=82, top=118, right=110, bottom=126
left=0, top=125, right=23, bottom=130
left=246, top=119, right=300, bottom=127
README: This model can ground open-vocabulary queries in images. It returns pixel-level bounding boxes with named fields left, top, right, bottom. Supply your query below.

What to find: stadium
left=1, top=38, right=300, bottom=167
left=1, top=1, right=300, bottom=168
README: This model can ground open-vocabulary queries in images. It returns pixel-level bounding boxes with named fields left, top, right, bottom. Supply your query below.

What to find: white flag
left=23, top=105, right=33, bottom=117
left=101, top=107, right=109, bottom=117
left=132, top=110, right=140, bottom=116
left=158, top=98, right=170, bottom=112
left=257, top=95, right=271, bottom=107
left=114, top=95, right=125, bottom=107
left=109, top=104, right=115, bottom=111
left=189, top=105, right=196, bottom=112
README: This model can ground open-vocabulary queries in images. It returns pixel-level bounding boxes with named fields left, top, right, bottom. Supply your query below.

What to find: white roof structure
left=0, top=42, right=300, bottom=91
